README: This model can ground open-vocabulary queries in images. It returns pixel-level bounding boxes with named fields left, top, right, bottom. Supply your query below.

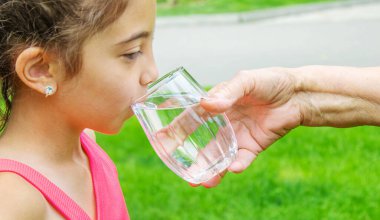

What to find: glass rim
left=133, top=66, right=189, bottom=105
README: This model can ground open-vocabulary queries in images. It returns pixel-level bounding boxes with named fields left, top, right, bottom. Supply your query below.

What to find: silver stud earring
left=44, top=86, right=55, bottom=97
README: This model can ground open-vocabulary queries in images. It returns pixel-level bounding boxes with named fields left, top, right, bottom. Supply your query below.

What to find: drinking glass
left=132, top=67, right=238, bottom=184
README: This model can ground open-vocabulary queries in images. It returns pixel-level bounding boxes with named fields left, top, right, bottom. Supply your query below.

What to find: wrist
left=287, top=67, right=311, bottom=126
left=289, top=65, right=324, bottom=93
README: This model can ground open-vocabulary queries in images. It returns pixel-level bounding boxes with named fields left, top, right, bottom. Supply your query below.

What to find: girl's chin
left=124, top=110, right=134, bottom=120
left=92, top=111, right=135, bottom=135
left=95, top=121, right=127, bottom=135
left=95, top=126, right=123, bottom=135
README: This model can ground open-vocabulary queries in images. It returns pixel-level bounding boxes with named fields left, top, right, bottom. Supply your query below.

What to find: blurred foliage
left=97, top=116, right=380, bottom=220
left=157, top=0, right=336, bottom=16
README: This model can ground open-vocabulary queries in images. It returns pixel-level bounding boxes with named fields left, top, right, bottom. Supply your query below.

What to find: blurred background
left=97, top=0, right=380, bottom=219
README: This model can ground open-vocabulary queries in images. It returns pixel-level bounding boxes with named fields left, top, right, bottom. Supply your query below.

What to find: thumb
left=201, top=72, right=254, bottom=113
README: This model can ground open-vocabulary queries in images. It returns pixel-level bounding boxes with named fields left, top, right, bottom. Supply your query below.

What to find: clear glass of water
left=132, top=67, right=238, bottom=184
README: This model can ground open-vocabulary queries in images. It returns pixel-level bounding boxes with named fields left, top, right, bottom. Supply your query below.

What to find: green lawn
left=97, top=116, right=380, bottom=220
left=157, top=0, right=337, bottom=16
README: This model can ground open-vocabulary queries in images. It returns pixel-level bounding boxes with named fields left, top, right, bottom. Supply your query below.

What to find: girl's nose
left=140, top=63, right=159, bottom=86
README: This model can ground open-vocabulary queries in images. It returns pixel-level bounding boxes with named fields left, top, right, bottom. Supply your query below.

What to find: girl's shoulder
left=0, top=172, right=47, bottom=219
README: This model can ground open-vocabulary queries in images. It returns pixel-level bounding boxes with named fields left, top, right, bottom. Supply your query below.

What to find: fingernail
left=200, top=97, right=218, bottom=102
left=201, top=93, right=225, bottom=101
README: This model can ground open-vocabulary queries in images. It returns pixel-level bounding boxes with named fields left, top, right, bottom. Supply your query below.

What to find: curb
left=157, top=0, right=380, bottom=27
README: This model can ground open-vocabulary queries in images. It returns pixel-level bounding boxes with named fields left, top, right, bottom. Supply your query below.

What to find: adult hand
left=192, top=66, right=380, bottom=188
left=193, top=68, right=303, bottom=188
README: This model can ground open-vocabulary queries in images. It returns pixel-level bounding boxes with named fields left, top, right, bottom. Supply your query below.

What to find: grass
left=96, top=116, right=380, bottom=220
left=157, top=0, right=337, bottom=16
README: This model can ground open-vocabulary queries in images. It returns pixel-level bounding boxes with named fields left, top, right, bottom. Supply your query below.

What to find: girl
left=0, top=0, right=157, bottom=219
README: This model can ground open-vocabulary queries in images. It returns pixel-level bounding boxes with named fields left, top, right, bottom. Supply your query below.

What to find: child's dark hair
left=0, top=0, right=128, bottom=131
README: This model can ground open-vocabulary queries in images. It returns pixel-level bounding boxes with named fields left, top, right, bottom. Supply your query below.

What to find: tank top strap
left=80, top=132, right=130, bottom=220
left=0, top=159, right=91, bottom=220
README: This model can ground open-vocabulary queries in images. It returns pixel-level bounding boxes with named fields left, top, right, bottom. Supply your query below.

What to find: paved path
left=154, top=2, right=380, bottom=86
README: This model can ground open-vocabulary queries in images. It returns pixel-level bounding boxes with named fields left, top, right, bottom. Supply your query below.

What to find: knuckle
left=236, top=70, right=250, bottom=78
left=209, top=81, right=228, bottom=94
left=218, top=81, right=229, bottom=88
left=219, top=83, right=233, bottom=96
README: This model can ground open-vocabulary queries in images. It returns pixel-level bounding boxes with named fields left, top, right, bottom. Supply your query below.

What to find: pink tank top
left=0, top=132, right=130, bottom=220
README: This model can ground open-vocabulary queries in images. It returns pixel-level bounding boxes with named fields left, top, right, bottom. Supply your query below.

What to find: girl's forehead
left=103, top=0, right=156, bottom=41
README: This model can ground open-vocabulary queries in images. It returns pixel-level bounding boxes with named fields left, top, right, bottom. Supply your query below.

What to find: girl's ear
left=15, top=47, right=59, bottom=96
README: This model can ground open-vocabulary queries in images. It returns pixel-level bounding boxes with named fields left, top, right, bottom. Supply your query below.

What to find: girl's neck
left=0, top=94, right=86, bottom=165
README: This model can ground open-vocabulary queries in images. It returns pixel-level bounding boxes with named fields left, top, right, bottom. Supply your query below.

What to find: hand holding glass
left=132, top=67, right=237, bottom=184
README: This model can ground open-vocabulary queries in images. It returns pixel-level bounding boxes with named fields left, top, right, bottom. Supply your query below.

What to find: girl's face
left=58, top=0, right=158, bottom=134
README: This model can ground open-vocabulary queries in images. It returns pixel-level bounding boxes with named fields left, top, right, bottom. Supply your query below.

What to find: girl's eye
left=123, top=51, right=142, bottom=60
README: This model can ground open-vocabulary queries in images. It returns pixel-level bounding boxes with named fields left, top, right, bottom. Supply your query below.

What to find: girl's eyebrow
left=115, top=31, right=150, bottom=46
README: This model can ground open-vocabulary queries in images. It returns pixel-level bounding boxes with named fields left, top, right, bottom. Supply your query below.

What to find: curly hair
left=0, top=0, right=128, bottom=131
